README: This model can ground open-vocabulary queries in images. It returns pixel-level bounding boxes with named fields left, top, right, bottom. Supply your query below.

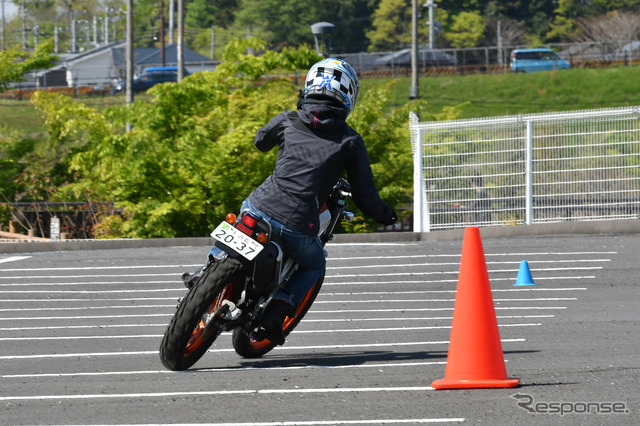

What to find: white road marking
left=0, top=323, right=540, bottom=341
left=326, top=259, right=610, bottom=270
left=0, top=256, right=31, bottom=264
left=0, top=295, right=575, bottom=318
left=55, top=420, right=465, bottom=425
left=0, top=338, right=526, bottom=360
left=2, top=360, right=450, bottom=379
left=0, top=287, right=585, bottom=309
left=0, top=315, right=553, bottom=332
left=0, top=276, right=596, bottom=287
left=0, top=385, right=436, bottom=401
left=323, top=277, right=595, bottom=285
left=0, top=253, right=613, bottom=273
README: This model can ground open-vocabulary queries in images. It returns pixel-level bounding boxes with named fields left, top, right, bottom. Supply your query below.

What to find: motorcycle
left=159, top=178, right=354, bottom=371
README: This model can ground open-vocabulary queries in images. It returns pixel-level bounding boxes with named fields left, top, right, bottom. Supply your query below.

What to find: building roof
left=56, top=42, right=213, bottom=68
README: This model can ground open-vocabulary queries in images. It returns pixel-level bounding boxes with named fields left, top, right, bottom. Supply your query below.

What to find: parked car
left=112, top=66, right=190, bottom=94
left=374, top=47, right=457, bottom=68
left=510, top=48, right=570, bottom=73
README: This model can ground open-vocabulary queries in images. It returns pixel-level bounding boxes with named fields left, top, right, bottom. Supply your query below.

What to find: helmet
left=304, top=58, right=359, bottom=114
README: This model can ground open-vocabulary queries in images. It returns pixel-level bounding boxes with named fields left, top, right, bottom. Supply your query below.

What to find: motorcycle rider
left=220, top=58, right=397, bottom=345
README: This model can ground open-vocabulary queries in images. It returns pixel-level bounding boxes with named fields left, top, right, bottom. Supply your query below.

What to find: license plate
left=211, top=222, right=264, bottom=261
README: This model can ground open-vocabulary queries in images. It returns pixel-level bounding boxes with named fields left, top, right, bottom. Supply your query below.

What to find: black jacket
left=248, top=100, right=395, bottom=236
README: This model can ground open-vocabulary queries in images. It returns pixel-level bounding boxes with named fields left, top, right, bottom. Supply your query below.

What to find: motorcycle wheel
left=159, top=257, right=244, bottom=371
left=231, top=271, right=325, bottom=358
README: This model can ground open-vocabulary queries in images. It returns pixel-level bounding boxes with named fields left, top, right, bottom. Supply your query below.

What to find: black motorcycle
left=159, top=178, right=354, bottom=371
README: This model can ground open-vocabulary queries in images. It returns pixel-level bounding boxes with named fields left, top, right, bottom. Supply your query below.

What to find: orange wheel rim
left=248, top=282, right=319, bottom=349
left=184, top=283, right=234, bottom=357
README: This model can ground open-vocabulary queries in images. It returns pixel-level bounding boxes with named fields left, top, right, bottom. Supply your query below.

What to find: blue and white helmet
left=304, top=58, right=359, bottom=114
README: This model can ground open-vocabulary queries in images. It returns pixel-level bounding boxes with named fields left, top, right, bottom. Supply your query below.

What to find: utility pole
left=497, top=20, right=503, bottom=66
left=125, top=0, right=134, bottom=131
left=1, top=0, right=5, bottom=51
left=104, top=8, right=109, bottom=44
left=177, top=0, right=184, bottom=81
left=211, top=25, right=216, bottom=61
left=160, top=0, right=165, bottom=66
left=33, top=19, right=38, bottom=49
left=21, top=0, right=27, bottom=49
left=70, top=10, right=77, bottom=52
left=410, top=0, right=419, bottom=99
left=169, top=0, right=174, bottom=44
left=93, top=15, right=98, bottom=48
left=426, top=0, right=437, bottom=50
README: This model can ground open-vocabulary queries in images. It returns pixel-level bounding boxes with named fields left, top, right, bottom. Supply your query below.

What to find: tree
left=366, top=0, right=409, bottom=52
left=444, top=11, right=485, bottom=48
left=29, top=37, right=444, bottom=237
left=0, top=39, right=57, bottom=91
left=186, top=0, right=238, bottom=29
left=573, top=10, right=640, bottom=60
left=232, top=0, right=375, bottom=53
left=31, top=38, right=323, bottom=238
left=484, top=17, right=525, bottom=48
left=590, top=0, right=640, bottom=13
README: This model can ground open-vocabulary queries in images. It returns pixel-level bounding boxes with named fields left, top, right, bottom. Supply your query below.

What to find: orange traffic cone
left=431, top=227, right=520, bottom=389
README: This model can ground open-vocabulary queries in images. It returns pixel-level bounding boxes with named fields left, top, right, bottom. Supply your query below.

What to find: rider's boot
left=260, top=294, right=295, bottom=346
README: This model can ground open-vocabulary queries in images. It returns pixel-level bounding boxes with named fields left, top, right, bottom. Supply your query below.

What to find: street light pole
left=310, top=22, right=335, bottom=58
left=410, top=0, right=419, bottom=100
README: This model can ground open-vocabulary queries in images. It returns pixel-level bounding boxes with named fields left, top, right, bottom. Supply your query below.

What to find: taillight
left=241, top=214, right=258, bottom=228
left=236, top=212, right=259, bottom=236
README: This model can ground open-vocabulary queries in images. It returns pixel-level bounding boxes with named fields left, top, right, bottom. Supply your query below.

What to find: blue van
left=510, top=48, right=571, bottom=73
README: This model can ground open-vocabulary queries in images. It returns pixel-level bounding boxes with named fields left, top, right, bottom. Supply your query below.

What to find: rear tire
left=159, top=258, right=244, bottom=370
left=232, top=271, right=325, bottom=358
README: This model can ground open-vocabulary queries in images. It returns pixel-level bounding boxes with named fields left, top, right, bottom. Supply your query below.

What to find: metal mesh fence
left=410, top=107, right=640, bottom=231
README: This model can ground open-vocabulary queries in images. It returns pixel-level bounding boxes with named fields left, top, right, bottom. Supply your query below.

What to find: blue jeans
left=209, top=199, right=326, bottom=308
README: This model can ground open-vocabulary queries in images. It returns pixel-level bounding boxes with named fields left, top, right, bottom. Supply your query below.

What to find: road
left=0, top=231, right=638, bottom=425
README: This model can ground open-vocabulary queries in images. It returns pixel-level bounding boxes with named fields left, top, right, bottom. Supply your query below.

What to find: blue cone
left=514, top=260, right=536, bottom=286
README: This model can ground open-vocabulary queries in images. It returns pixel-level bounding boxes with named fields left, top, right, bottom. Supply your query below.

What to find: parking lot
left=0, top=231, right=637, bottom=425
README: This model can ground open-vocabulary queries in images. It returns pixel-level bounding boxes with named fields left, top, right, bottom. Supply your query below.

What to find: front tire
left=159, top=258, right=244, bottom=370
left=232, top=271, right=325, bottom=358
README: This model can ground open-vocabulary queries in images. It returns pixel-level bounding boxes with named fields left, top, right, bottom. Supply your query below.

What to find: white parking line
left=320, top=288, right=587, bottom=296
left=0, top=276, right=596, bottom=287
left=326, top=259, right=611, bottom=270
left=2, top=360, right=450, bottom=379
left=0, top=256, right=31, bottom=264
left=0, top=338, right=526, bottom=360
left=0, top=323, right=541, bottom=341
left=0, top=385, right=436, bottom=401
left=53, top=419, right=466, bottom=425
left=0, top=315, right=553, bottom=332
left=0, top=265, right=603, bottom=281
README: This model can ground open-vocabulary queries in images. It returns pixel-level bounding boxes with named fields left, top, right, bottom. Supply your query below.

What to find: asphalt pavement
left=0, top=222, right=638, bottom=425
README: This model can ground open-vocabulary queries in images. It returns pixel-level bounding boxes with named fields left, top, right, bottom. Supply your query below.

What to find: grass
left=0, top=98, right=47, bottom=135
left=0, top=92, right=151, bottom=135
left=3, top=65, right=640, bottom=136
left=361, top=65, right=640, bottom=119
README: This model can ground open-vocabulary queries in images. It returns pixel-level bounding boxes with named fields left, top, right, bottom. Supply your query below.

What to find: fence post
left=525, top=120, right=534, bottom=225
left=411, top=113, right=429, bottom=232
